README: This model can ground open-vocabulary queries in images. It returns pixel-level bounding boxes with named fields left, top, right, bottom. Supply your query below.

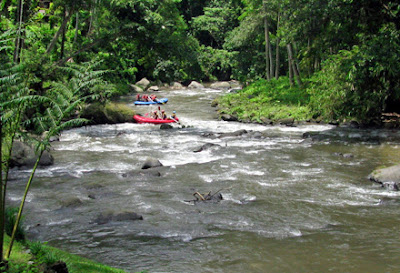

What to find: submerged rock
left=141, top=158, right=163, bottom=169
left=193, top=143, right=221, bottom=153
left=122, top=169, right=162, bottom=177
left=94, top=211, right=143, bottom=225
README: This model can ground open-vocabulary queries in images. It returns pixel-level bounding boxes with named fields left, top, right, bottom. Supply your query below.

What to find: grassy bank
left=2, top=234, right=128, bottom=273
left=215, top=77, right=313, bottom=123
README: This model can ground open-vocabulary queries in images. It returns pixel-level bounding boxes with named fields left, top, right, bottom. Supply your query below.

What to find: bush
left=307, top=24, right=400, bottom=123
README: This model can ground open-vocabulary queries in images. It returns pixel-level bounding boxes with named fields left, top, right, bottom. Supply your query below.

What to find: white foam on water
left=47, top=218, right=73, bottom=226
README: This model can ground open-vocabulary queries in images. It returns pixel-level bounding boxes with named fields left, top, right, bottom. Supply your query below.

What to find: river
left=7, top=86, right=400, bottom=272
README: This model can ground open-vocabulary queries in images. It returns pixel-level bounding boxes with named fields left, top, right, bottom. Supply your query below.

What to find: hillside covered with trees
left=2, top=0, right=399, bottom=124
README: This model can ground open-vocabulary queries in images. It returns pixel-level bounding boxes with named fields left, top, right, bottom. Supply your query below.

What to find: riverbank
left=213, top=77, right=400, bottom=128
left=2, top=233, right=127, bottom=273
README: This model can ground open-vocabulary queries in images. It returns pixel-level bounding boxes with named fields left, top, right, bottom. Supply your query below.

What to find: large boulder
left=171, top=82, right=184, bottom=89
left=210, top=81, right=231, bottom=90
left=10, top=141, right=54, bottom=168
left=148, top=85, right=159, bottom=92
left=80, top=102, right=135, bottom=124
left=188, top=81, right=204, bottom=89
left=135, top=78, right=151, bottom=90
left=129, top=84, right=144, bottom=93
left=369, top=164, right=400, bottom=191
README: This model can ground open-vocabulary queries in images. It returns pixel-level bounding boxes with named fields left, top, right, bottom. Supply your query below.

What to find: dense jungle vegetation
left=1, top=0, right=400, bottom=271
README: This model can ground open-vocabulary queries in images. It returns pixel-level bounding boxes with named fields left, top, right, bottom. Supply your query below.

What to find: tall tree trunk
left=13, top=0, right=24, bottom=63
left=60, top=7, right=66, bottom=59
left=73, top=12, right=79, bottom=47
left=287, top=43, right=302, bottom=87
left=0, top=117, right=3, bottom=264
left=6, top=151, right=43, bottom=259
left=263, top=1, right=271, bottom=81
left=275, top=11, right=280, bottom=79
left=269, top=36, right=274, bottom=79
left=88, top=0, right=98, bottom=36
left=292, top=41, right=301, bottom=78
left=287, top=44, right=294, bottom=87
left=46, top=8, right=73, bottom=54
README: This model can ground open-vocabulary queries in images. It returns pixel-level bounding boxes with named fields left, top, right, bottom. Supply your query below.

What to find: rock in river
left=94, top=211, right=143, bottom=225
left=369, top=164, right=400, bottom=191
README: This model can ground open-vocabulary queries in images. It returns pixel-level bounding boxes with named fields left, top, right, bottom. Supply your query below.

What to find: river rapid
left=7, top=87, right=400, bottom=272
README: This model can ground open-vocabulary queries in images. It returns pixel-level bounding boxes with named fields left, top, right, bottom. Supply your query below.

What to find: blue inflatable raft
left=134, top=98, right=168, bottom=105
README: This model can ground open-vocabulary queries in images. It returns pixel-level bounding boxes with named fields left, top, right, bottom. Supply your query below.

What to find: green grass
left=2, top=234, right=129, bottom=273
left=216, top=77, right=312, bottom=122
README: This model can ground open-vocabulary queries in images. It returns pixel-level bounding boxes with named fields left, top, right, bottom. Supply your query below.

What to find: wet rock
left=260, top=117, right=273, bottom=125
left=160, top=124, right=173, bottom=130
left=141, top=158, right=163, bottom=169
left=278, top=118, right=295, bottom=126
left=218, top=129, right=248, bottom=138
left=81, top=102, right=134, bottom=125
left=193, top=143, right=221, bottom=153
left=94, top=211, right=143, bottom=225
left=60, top=198, right=83, bottom=208
left=10, top=140, right=54, bottom=168
left=369, top=164, right=400, bottom=191
left=220, top=114, right=238, bottom=122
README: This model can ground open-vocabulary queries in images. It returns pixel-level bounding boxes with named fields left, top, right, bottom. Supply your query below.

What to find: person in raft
left=136, top=94, right=142, bottom=101
left=170, top=111, right=177, bottom=120
left=142, top=94, right=149, bottom=101
left=149, top=94, right=157, bottom=102
left=152, top=110, right=159, bottom=119
left=161, top=110, right=167, bottom=120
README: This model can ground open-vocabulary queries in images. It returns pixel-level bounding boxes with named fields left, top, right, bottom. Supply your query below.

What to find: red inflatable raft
left=133, top=115, right=179, bottom=124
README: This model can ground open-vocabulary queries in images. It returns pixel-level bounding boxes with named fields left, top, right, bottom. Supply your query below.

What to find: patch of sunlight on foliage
left=2, top=234, right=132, bottom=273
left=216, top=77, right=312, bottom=122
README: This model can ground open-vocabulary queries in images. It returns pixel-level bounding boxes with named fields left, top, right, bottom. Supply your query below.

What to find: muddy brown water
left=7, top=87, right=400, bottom=272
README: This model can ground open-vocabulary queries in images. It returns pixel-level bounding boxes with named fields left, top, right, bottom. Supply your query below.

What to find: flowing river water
left=7, top=87, right=400, bottom=272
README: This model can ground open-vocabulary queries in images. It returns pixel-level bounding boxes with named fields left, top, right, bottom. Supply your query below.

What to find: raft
left=133, top=115, right=179, bottom=124
left=134, top=98, right=168, bottom=105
